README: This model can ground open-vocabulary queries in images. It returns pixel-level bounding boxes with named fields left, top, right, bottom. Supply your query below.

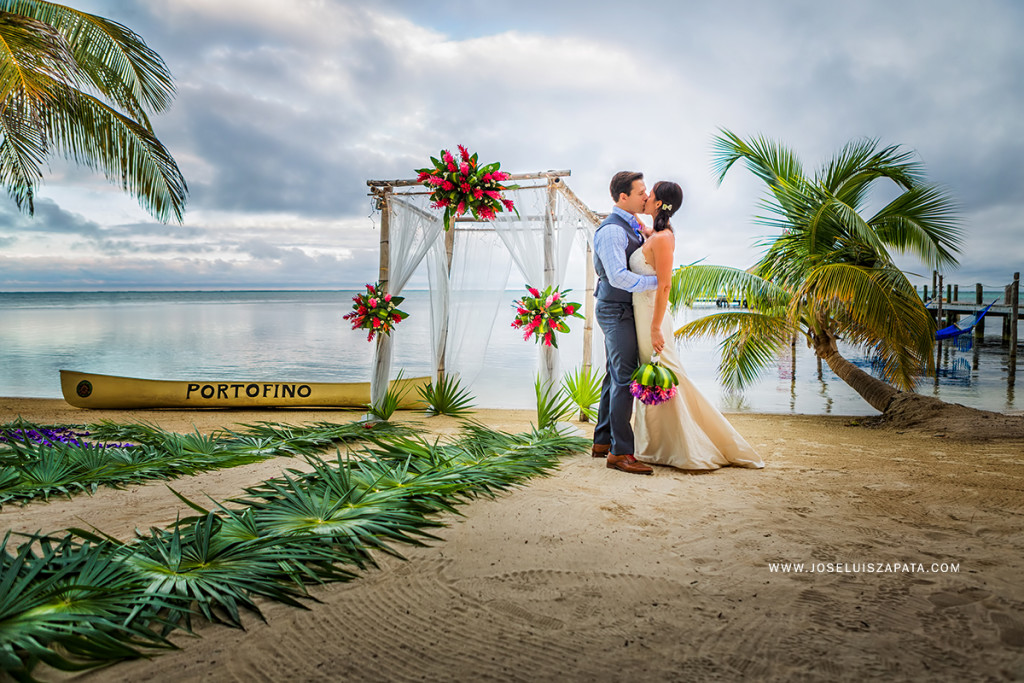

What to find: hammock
left=935, top=299, right=998, bottom=340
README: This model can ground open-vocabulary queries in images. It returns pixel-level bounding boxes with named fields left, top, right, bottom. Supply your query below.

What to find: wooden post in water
left=1005, top=283, right=1013, bottom=342
left=935, top=273, right=944, bottom=372
left=1011, top=272, right=1020, bottom=363
left=946, top=283, right=953, bottom=325
left=975, top=283, right=985, bottom=338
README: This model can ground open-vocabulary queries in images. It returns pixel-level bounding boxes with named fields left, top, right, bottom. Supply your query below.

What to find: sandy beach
left=2, top=398, right=1023, bottom=682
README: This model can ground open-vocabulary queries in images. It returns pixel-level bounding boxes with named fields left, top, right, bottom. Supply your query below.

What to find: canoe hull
left=59, top=370, right=430, bottom=410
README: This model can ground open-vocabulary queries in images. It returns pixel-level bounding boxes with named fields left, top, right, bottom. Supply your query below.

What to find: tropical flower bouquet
left=344, top=282, right=408, bottom=342
left=630, top=355, right=679, bottom=405
left=511, top=285, right=584, bottom=348
left=415, top=145, right=518, bottom=226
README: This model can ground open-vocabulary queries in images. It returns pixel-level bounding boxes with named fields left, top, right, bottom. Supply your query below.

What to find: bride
left=630, top=180, right=764, bottom=470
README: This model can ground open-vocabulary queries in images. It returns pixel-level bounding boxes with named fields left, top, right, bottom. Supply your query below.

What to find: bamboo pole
left=367, top=169, right=571, bottom=188
left=540, top=179, right=558, bottom=387
left=436, top=217, right=456, bottom=378
left=378, top=189, right=391, bottom=286
left=370, top=189, right=392, bottom=407
left=581, top=240, right=595, bottom=422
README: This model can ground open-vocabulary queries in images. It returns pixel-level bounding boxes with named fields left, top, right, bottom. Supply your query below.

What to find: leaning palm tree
left=670, top=130, right=963, bottom=412
left=0, top=0, right=186, bottom=221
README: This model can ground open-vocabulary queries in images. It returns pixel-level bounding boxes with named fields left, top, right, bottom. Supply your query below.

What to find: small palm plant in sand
left=417, top=374, right=476, bottom=417
left=561, top=365, right=603, bottom=421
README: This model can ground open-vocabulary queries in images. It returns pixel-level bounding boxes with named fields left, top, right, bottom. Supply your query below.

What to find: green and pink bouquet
left=344, top=282, right=408, bottom=342
left=415, top=145, right=517, bottom=226
left=511, top=285, right=584, bottom=348
left=630, top=355, right=679, bottom=405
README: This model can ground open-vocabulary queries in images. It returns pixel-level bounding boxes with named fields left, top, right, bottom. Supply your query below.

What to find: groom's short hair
left=610, top=171, right=644, bottom=202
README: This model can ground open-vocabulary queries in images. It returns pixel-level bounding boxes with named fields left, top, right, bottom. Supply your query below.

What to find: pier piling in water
left=924, top=270, right=1021, bottom=363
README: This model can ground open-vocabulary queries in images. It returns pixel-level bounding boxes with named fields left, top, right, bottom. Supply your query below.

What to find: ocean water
left=0, top=290, right=1019, bottom=415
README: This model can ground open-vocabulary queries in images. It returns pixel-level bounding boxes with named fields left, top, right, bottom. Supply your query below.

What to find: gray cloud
left=1, top=0, right=1020, bottom=290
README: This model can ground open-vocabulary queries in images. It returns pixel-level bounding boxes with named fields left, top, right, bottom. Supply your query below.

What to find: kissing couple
left=590, top=171, right=765, bottom=475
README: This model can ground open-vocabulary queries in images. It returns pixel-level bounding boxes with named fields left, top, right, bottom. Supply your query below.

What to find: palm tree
left=0, top=0, right=186, bottom=221
left=670, top=130, right=963, bottom=412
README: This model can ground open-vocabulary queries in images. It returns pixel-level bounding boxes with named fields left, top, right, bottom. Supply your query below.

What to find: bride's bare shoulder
left=651, top=230, right=675, bottom=250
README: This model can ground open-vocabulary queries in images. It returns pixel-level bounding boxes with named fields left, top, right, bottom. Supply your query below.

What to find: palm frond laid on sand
left=0, top=420, right=586, bottom=678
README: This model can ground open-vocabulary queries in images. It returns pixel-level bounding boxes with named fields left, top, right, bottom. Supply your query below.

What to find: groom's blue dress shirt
left=594, top=207, right=658, bottom=293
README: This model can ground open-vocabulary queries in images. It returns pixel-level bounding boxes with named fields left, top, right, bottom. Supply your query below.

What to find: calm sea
left=0, top=290, right=1019, bottom=415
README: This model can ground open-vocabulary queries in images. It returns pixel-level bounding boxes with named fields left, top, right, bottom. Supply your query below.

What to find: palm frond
left=796, top=263, right=934, bottom=389
left=819, top=138, right=924, bottom=201
left=675, top=310, right=795, bottom=390
left=871, top=183, right=962, bottom=269
left=712, top=129, right=804, bottom=190
left=2, top=0, right=175, bottom=123
left=40, top=81, right=186, bottom=222
left=670, top=264, right=788, bottom=313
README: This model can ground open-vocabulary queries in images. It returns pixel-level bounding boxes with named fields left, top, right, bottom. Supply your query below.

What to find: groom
left=592, top=171, right=658, bottom=475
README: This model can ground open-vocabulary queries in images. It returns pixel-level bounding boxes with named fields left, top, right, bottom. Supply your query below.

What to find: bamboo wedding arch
left=365, top=170, right=603, bottom=407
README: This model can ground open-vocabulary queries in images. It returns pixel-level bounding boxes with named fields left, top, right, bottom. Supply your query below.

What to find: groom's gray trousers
left=594, top=300, right=640, bottom=456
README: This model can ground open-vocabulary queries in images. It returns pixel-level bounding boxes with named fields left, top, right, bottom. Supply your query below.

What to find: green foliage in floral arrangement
left=562, top=366, right=604, bottom=422
left=416, top=374, right=476, bottom=417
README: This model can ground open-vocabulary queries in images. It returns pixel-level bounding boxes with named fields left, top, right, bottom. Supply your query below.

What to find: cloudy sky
left=1, top=0, right=1022, bottom=291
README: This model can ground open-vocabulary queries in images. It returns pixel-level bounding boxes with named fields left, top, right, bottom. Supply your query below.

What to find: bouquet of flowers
left=511, top=285, right=584, bottom=348
left=415, top=145, right=518, bottom=227
left=630, top=355, right=679, bottom=405
left=344, top=282, right=409, bottom=342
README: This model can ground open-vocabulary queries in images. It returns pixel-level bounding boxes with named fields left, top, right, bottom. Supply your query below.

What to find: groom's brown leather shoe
left=607, top=454, right=653, bottom=475
left=591, top=443, right=610, bottom=458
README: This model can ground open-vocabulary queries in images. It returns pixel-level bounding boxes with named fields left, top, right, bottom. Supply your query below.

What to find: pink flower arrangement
left=510, top=284, right=584, bottom=348
left=629, top=382, right=677, bottom=406
left=415, top=145, right=518, bottom=227
left=629, top=357, right=680, bottom=405
left=343, top=282, right=409, bottom=342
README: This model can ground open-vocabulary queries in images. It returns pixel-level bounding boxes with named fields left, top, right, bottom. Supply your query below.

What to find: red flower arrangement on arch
left=415, top=145, right=518, bottom=227
left=511, top=285, right=584, bottom=348
left=344, top=282, right=408, bottom=342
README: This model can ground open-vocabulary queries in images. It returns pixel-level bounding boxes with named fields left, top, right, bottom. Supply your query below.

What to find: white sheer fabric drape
left=370, top=194, right=443, bottom=405
left=445, top=229, right=512, bottom=384
left=492, top=184, right=585, bottom=387
left=377, top=181, right=600, bottom=405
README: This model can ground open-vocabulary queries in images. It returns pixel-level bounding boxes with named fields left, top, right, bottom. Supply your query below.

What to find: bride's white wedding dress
left=630, top=248, right=764, bottom=470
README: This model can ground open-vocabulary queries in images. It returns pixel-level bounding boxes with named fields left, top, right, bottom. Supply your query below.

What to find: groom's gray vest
left=594, top=212, right=642, bottom=304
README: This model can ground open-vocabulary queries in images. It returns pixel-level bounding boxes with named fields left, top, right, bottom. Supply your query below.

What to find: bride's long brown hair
left=652, top=181, right=684, bottom=233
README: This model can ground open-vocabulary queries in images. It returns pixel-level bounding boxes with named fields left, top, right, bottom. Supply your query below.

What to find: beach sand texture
left=2, top=398, right=1023, bottom=681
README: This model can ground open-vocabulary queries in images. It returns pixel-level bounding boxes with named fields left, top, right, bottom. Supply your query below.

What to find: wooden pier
left=922, top=271, right=1020, bottom=364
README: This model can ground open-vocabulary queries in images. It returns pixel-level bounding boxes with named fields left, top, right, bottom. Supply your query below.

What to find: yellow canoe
left=60, top=370, right=430, bottom=410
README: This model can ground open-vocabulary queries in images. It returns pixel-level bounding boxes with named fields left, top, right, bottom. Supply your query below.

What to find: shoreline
left=2, top=400, right=1023, bottom=680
